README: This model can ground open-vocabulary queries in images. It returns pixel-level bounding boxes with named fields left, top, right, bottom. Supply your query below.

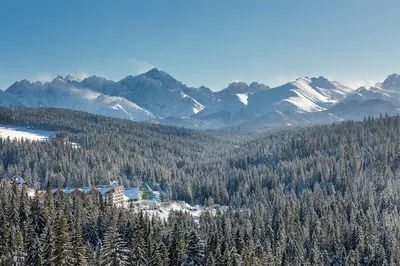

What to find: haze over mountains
left=1, top=69, right=399, bottom=129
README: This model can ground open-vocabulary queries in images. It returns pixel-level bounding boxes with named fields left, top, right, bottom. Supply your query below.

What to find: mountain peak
left=143, top=68, right=173, bottom=80
left=140, top=68, right=184, bottom=89
left=310, top=76, right=336, bottom=89
left=248, top=82, right=270, bottom=92
left=145, top=67, right=162, bottom=74
left=5, top=79, right=32, bottom=96
left=64, top=74, right=80, bottom=82
left=83, top=75, right=107, bottom=82
left=228, top=81, right=248, bottom=87
left=382, top=73, right=400, bottom=90
left=198, top=85, right=212, bottom=93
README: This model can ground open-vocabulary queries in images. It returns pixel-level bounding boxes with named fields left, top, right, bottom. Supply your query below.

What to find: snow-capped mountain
left=78, top=75, right=125, bottom=96
left=247, top=76, right=345, bottom=115
left=2, top=69, right=400, bottom=130
left=329, top=74, right=400, bottom=121
left=117, top=69, right=206, bottom=117
left=0, top=90, right=24, bottom=106
left=194, top=81, right=269, bottom=126
left=216, top=81, right=269, bottom=99
left=381, top=73, right=400, bottom=91
left=5, top=77, right=155, bottom=121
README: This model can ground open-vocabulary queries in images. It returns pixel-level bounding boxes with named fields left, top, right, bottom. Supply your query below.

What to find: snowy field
left=0, top=125, right=53, bottom=141
left=0, top=125, right=79, bottom=147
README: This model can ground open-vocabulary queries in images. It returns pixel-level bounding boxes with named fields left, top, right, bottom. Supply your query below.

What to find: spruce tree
left=182, top=229, right=205, bottom=266
left=52, top=213, right=73, bottom=265
left=99, top=224, right=130, bottom=266
left=41, top=221, right=55, bottom=266
left=71, top=222, right=88, bottom=266
left=169, top=223, right=186, bottom=266
left=25, top=225, right=43, bottom=266
left=130, top=214, right=147, bottom=266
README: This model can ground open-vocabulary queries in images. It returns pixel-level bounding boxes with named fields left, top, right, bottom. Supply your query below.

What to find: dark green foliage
left=183, top=229, right=204, bottom=266
left=0, top=108, right=399, bottom=265
left=99, top=224, right=130, bottom=266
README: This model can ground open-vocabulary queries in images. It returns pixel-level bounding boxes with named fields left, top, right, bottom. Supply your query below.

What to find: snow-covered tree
left=182, top=229, right=204, bottom=266
left=99, top=224, right=130, bottom=266
left=52, top=213, right=73, bottom=265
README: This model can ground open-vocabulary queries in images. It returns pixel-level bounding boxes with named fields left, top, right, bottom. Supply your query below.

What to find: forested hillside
left=0, top=107, right=400, bottom=265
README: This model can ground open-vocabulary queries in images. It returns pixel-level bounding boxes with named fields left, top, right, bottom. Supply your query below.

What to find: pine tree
left=71, top=222, right=88, bottom=266
left=149, top=241, right=164, bottom=266
left=44, top=182, right=54, bottom=222
left=30, top=190, right=46, bottom=236
left=182, top=229, right=205, bottom=266
left=99, top=224, right=130, bottom=266
left=41, top=221, right=55, bottom=266
left=206, top=253, right=215, bottom=266
left=25, top=225, right=43, bottom=266
left=169, top=223, right=186, bottom=266
left=0, top=212, right=10, bottom=260
left=130, top=214, right=147, bottom=266
left=52, top=213, right=73, bottom=266
left=19, top=184, right=29, bottom=226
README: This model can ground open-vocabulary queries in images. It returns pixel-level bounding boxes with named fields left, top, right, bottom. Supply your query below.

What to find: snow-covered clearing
left=0, top=125, right=80, bottom=147
left=0, top=125, right=52, bottom=141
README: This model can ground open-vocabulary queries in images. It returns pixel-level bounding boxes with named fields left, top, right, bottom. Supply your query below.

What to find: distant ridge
left=2, top=69, right=399, bottom=129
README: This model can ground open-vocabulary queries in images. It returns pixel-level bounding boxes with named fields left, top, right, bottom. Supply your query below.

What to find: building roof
left=124, top=188, right=140, bottom=199
left=140, top=182, right=153, bottom=193
left=51, top=185, right=123, bottom=195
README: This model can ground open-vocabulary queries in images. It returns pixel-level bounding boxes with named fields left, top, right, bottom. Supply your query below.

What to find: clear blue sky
left=1, top=0, right=399, bottom=91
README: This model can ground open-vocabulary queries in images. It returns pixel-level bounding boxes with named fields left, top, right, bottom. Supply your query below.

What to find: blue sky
left=1, top=0, right=400, bottom=91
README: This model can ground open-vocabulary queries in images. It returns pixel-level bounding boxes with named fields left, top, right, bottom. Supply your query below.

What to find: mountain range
left=1, top=69, right=399, bottom=129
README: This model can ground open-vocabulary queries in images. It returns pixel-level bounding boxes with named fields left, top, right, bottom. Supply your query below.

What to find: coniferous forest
left=0, top=107, right=400, bottom=265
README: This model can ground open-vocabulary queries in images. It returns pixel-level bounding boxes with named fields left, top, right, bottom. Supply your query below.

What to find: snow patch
left=0, top=125, right=52, bottom=141
left=235, top=93, right=248, bottom=105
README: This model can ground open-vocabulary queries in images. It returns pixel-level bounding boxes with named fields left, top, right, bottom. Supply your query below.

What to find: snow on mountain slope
left=3, top=70, right=399, bottom=130
left=334, top=99, right=399, bottom=120
left=216, top=82, right=269, bottom=99
left=182, top=85, right=215, bottom=106
left=78, top=75, right=126, bottom=95
left=247, top=77, right=341, bottom=115
left=238, top=110, right=299, bottom=129
left=311, top=77, right=353, bottom=100
left=196, top=82, right=268, bottom=121
left=381, top=73, right=400, bottom=91
left=6, top=77, right=155, bottom=121
left=5, top=79, right=41, bottom=98
left=329, top=74, right=400, bottom=120
left=0, top=90, right=25, bottom=106
left=117, top=69, right=205, bottom=117
left=196, top=93, right=247, bottom=117
left=236, top=94, right=248, bottom=105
